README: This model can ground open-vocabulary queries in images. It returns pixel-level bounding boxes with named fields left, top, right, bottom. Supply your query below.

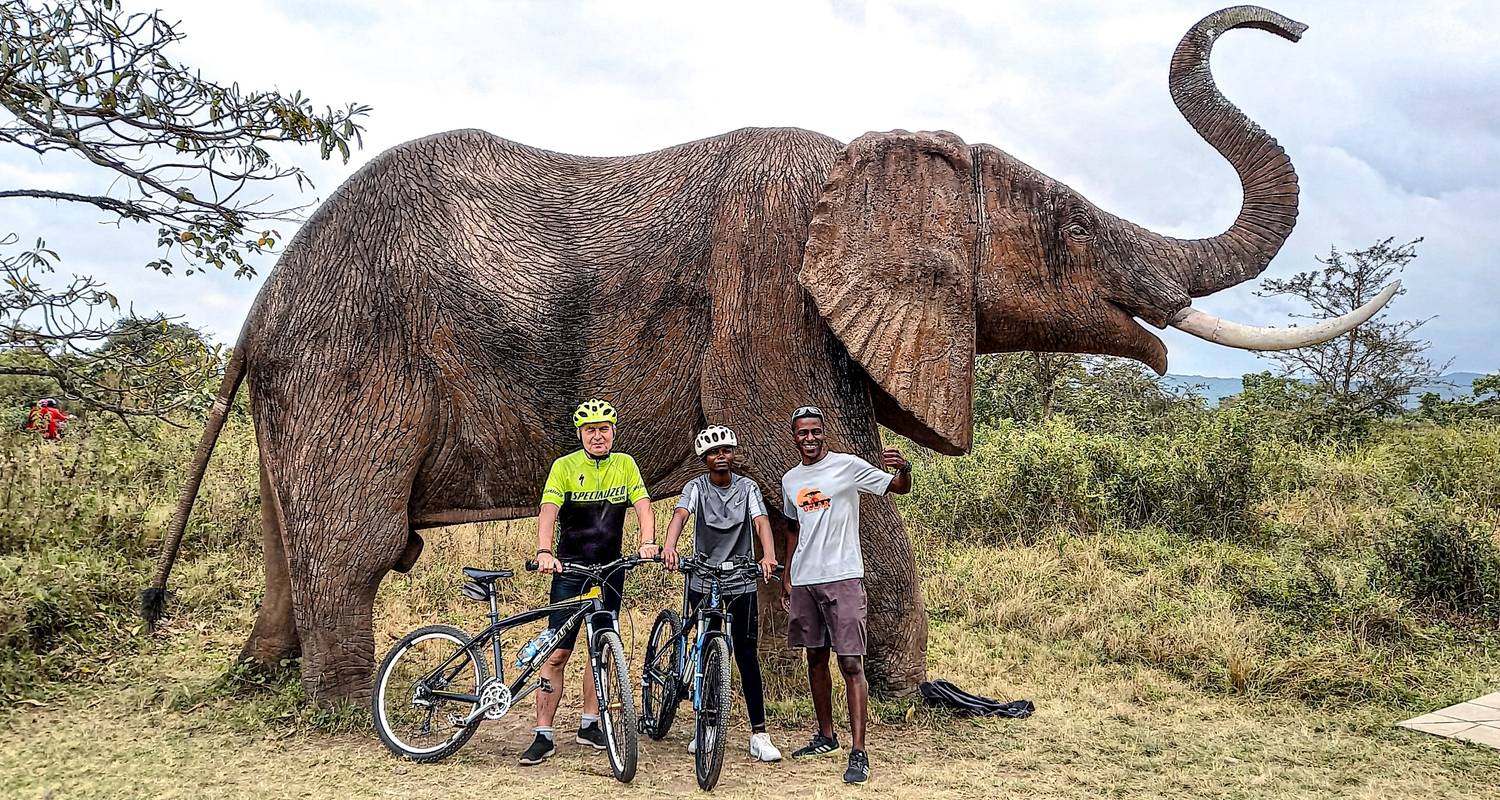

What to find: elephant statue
left=142, top=6, right=1395, bottom=702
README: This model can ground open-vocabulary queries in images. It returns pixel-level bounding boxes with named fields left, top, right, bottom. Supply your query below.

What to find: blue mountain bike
left=639, top=554, right=780, bottom=790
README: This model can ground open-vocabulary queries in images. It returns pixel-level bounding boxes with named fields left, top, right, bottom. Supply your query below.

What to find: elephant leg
left=251, top=348, right=432, bottom=703
left=756, top=511, right=800, bottom=696
left=269, top=418, right=424, bottom=704
left=860, top=497, right=928, bottom=696
left=238, top=460, right=300, bottom=670
left=281, top=490, right=410, bottom=704
left=755, top=499, right=929, bottom=698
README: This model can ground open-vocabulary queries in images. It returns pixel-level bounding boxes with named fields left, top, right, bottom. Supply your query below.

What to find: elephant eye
left=1065, top=220, right=1093, bottom=241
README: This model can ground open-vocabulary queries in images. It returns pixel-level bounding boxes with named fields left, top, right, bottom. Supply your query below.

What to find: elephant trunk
left=1167, top=6, right=1306, bottom=297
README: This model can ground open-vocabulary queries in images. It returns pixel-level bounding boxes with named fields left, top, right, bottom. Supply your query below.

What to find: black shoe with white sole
left=791, top=732, right=840, bottom=759
left=518, top=733, right=556, bottom=766
left=843, top=749, right=870, bottom=784
left=576, top=721, right=607, bottom=750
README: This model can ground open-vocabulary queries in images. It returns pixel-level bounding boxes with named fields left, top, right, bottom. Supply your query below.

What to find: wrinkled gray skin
left=146, top=7, right=1309, bottom=702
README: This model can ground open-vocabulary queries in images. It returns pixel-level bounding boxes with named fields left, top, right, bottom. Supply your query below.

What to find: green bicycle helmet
left=573, top=399, right=618, bottom=428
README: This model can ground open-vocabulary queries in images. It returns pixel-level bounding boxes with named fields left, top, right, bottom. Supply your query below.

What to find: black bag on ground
left=918, top=679, right=1034, bottom=718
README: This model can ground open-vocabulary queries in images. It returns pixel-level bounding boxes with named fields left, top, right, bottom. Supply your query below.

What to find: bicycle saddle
left=462, top=567, right=514, bottom=584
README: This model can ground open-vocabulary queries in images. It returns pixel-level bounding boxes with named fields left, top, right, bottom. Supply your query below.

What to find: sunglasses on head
left=790, top=405, right=824, bottom=422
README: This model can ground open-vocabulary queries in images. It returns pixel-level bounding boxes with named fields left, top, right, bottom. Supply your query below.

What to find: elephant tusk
left=1166, top=281, right=1401, bottom=351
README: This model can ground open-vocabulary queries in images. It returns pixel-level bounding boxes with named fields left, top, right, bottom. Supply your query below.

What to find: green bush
left=0, top=414, right=259, bottom=699
left=1384, top=423, right=1500, bottom=511
left=907, top=413, right=1264, bottom=541
left=1378, top=501, right=1500, bottom=617
left=0, top=546, right=144, bottom=699
left=903, top=418, right=1104, bottom=541
left=1091, top=410, right=1262, bottom=537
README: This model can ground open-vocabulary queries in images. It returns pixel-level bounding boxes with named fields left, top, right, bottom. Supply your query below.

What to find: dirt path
left=5, top=674, right=1499, bottom=800
left=1, top=697, right=1003, bottom=800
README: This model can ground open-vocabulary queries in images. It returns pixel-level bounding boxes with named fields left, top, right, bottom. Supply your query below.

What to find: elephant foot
left=297, top=626, right=377, bottom=705
left=301, top=667, right=374, bottom=707
left=237, top=631, right=301, bottom=675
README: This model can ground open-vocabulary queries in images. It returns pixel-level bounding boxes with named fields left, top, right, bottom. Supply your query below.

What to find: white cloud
left=2, top=0, right=1496, bottom=376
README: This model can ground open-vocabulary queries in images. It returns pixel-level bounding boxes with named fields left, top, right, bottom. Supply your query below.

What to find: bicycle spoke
left=375, top=630, right=483, bottom=757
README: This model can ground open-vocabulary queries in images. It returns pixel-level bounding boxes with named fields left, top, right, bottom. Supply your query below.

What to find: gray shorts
left=787, top=578, right=867, bottom=656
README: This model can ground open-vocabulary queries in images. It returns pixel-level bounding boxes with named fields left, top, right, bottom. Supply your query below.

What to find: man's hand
left=883, top=447, right=913, bottom=494
left=780, top=578, right=792, bottom=612
left=638, top=542, right=660, bottom=560
left=758, top=555, right=779, bottom=583
left=663, top=548, right=680, bottom=571
left=536, top=552, right=563, bottom=574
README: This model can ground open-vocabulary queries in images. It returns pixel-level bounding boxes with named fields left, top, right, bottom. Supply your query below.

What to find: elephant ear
left=801, top=130, right=976, bottom=455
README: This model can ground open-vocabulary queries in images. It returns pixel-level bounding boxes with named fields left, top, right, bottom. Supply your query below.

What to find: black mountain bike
left=371, top=555, right=652, bottom=782
left=639, top=554, right=780, bottom=790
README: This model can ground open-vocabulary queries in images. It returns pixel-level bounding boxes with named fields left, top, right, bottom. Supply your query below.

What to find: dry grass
left=3, top=620, right=1498, bottom=800
left=4, top=518, right=1500, bottom=799
left=5, top=418, right=1500, bottom=797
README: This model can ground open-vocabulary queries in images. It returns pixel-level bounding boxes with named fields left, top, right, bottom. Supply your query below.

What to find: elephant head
left=799, top=6, right=1396, bottom=455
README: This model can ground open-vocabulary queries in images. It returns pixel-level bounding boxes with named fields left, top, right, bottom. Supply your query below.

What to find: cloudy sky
left=5, top=0, right=1496, bottom=377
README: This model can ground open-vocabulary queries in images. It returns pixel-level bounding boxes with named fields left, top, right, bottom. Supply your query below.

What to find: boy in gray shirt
left=662, top=425, right=782, bottom=762
left=779, top=405, right=911, bottom=785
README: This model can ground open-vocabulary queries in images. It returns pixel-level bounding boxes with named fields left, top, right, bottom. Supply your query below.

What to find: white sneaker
left=749, top=732, right=782, bottom=762
left=688, top=735, right=698, bottom=754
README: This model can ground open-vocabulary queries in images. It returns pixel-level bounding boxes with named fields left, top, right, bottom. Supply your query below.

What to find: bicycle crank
left=478, top=680, right=513, bottom=720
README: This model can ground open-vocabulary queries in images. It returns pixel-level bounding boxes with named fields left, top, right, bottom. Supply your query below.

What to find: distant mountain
left=1160, top=374, right=1245, bottom=405
left=1160, top=372, right=1490, bottom=407
left=1408, top=373, right=1489, bottom=403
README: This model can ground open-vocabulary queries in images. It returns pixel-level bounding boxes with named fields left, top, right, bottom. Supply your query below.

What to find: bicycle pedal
left=539, top=678, right=554, bottom=694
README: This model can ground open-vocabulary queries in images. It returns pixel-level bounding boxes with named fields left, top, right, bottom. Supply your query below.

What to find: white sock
left=535, top=727, right=555, bottom=741
left=580, top=714, right=600, bottom=727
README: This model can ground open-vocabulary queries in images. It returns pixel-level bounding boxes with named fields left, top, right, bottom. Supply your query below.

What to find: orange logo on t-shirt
left=796, top=487, right=831, bottom=513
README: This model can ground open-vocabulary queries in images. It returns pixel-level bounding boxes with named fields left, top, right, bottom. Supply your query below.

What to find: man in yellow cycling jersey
left=520, top=399, right=659, bottom=766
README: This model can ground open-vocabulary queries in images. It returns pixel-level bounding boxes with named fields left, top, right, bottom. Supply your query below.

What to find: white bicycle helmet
left=694, top=425, right=738, bottom=457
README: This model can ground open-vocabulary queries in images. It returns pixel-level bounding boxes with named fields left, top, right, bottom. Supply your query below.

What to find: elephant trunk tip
left=140, top=587, right=167, bottom=627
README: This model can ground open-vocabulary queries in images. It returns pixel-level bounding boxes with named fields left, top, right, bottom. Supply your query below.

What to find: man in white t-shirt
left=779, top=405, right=911, bottom=785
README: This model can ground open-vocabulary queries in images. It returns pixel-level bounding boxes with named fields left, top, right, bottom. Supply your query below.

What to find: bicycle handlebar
left=678, top=554, right=783, bottom=582
left=523, top=554, right=663, bottom=577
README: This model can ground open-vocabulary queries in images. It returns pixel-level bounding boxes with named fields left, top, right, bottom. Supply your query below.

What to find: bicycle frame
left=415, top=564, right=627, bottom=726
left=676, top=578, right=733, bottom=715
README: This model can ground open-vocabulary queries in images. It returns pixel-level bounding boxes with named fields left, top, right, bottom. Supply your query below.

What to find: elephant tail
left=140, top=346, right=249, bottom=626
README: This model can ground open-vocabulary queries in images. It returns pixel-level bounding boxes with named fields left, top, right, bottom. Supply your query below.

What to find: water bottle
left=515, top=628, right=557, bottom=668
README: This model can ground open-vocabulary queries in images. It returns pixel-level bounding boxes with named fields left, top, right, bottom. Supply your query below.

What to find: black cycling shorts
left=547, top=568, right=625, bottom=651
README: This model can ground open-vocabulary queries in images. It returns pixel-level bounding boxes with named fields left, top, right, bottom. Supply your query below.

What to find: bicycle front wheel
left=695, top=634, right=732, bottom=791
left=592, top=627, right=639, bottom=783
left=641, top=608, right=683, bottom=740
left=372, top=624, right=486, bottom=762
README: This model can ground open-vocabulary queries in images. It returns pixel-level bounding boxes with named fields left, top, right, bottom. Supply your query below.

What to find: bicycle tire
left=372, top=624, right=487, bottom=762
left=592, top=627, right=639, bottom=783
left=641, top=608, right=683, bottom=740
left=695, top=634, right=732, bottom=791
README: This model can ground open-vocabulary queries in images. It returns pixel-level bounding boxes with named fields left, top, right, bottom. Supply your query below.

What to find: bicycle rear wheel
left=641, top=608, right=683, bottom=740
left=694, top=634, right=732, bottom=791
left=372, top=624, right=486, bottom=762
left=593, top=627, right=639, bottom=783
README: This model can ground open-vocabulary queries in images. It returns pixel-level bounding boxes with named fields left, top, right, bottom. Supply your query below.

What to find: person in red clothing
left=24, top=398, right=71, bottom=440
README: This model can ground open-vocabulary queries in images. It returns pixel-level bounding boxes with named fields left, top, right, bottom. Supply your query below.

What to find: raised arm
left=881, top=448, right=913, bottom=495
